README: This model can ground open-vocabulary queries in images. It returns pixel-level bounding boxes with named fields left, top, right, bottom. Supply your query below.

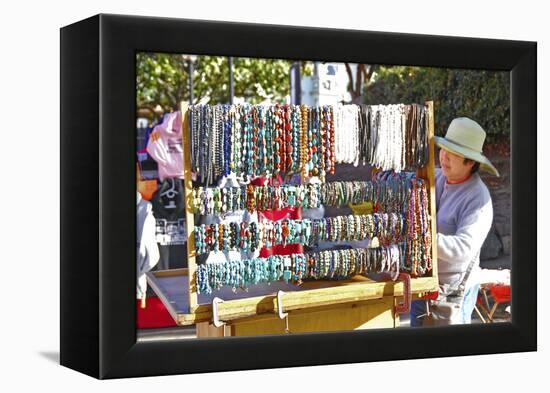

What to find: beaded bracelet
left=191, top=174, right=423, bottom=215
left=194, top=211, right=414, bottom=258
left=195, top=244, right=414, bottom=294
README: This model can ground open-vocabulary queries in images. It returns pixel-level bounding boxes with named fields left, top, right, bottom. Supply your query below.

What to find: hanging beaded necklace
left=284, top=104, right=293, bottom=175
left=299, top=104, right=308, bottom=179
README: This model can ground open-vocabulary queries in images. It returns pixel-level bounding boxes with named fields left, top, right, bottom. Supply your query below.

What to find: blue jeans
left=410, top=283, right=480, bottom=327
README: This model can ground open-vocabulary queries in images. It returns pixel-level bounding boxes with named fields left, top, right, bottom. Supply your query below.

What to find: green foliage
left=195, top=56, right=294, bottom=105
left=363, top=66, right=510, bottom=142
left=136, top=53, right=308, bottom=118
left=136, top=53, right=189, bottom=116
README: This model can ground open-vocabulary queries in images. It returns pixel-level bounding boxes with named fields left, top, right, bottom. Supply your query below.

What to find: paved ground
left=138, top=325, right=196, bottom=341
left=137, top=283, right=511, bottom=341
left=398, top=302, right=511, bottom=328
left=138, top=311, right=511, bottom=342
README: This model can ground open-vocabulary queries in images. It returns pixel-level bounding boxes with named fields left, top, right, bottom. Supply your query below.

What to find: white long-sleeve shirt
left=435, top=168, right=493, bottom=289
left=137, top=192, right=160, bottom=299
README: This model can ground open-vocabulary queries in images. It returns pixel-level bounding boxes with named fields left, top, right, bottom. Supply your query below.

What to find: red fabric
left=476, top=284, right=511, bottom=305
left=488, top=284, right=511, bottom=303
left=258, top=207, right=304, bottom=257
left=250, top=175, right=282, bottom=187
left=136, top=297, right=177, bottom=329
left=421, top=291, right=439, bottom=301
left=259, top=242, right=303, bottom=257
left=251, top=175, right=304, bottom=257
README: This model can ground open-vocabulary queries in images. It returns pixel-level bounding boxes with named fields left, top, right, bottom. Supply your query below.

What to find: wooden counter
left=146, top=268, right=437, bottom=336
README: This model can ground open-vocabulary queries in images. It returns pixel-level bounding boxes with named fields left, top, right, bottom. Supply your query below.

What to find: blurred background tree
left=137, top=53, right=313, bottom=119
left=136, top=53, right=189, bottom=118
left=363, top=66, right=510, bottom=143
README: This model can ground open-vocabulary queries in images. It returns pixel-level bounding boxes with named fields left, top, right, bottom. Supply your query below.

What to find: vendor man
left=411, top=117, right=500, bottom=326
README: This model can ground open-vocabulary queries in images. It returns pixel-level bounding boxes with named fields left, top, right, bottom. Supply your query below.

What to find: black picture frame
left=60, top=13, right=536, bottom=379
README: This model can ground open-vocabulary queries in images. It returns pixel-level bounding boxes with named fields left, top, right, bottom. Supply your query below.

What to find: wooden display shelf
left=145, top=100, right=439, bottom=331
left=146, top=268, right=438, bottom=326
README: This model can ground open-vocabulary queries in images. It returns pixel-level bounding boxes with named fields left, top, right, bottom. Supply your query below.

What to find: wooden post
left=140, top=293, right=146, bottom=309
left=417, top=101, right=438, bottom=282
left=180, top=102, right=199, bottom=312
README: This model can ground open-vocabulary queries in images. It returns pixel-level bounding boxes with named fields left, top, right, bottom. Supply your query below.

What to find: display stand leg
left=474, top=305, right=487, bottom=323
left=418, top=100, right=438, bottom=280
left=140, top=293, right=146, bottom=309
left=180, top=102, right=199, bottom=313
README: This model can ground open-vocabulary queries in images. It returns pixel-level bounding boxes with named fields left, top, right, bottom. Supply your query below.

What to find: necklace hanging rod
left=189, top=103, right=429, bottom=186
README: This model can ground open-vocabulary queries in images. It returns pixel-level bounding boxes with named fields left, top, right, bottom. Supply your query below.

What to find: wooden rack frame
left=147, top=101, right=438, bottom=326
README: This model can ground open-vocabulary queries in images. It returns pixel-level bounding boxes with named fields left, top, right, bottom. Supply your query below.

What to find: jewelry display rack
left=146, top=101, right=438, bottom=336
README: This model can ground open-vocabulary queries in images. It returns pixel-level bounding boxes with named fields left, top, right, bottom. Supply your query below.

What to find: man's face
left=439, top=148, right=474, bottom=182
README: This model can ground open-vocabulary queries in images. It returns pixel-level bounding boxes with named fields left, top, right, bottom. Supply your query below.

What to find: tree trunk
left=344, top=63, right=377, bottom=104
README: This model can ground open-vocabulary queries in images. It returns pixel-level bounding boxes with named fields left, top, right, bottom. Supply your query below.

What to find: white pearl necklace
left=334, top=104, right=360, bottom=165
left=334, top=104, right=345, bottom=163
left=369, top=104, right=407, bottom=172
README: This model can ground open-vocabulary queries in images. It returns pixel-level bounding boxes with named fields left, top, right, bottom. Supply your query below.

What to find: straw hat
left=434, top=117, right=500, bottom=177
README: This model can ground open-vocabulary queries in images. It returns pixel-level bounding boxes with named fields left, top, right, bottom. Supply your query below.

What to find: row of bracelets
left=196, top=243, right=406, bottom=294
left=194, top=213, right=407, bottom=255
left=191, top=176, right=419, bottom=215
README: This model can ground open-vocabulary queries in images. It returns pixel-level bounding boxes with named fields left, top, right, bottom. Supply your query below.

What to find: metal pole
left=228, top=56, right=234, bottom=104
left=188, top=61, right=194, bottom=105
left=290, top=62, right=301, bottom=105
